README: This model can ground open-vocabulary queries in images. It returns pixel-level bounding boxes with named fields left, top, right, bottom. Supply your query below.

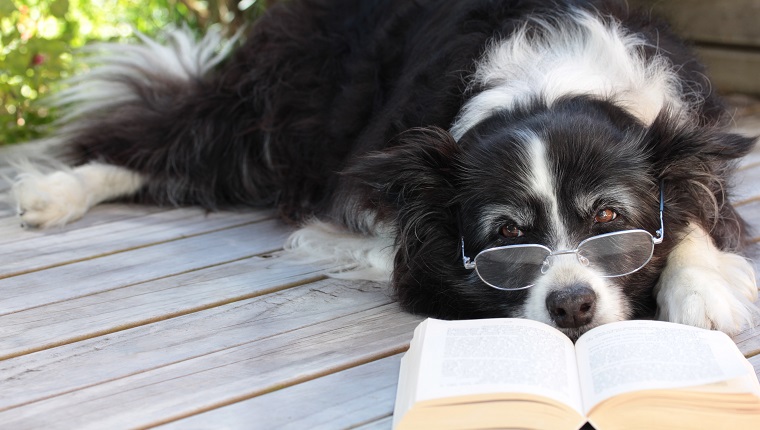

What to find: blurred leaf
left=0, top=0, right=15, bottom=16
left=50, top=0, right=70, bottom=18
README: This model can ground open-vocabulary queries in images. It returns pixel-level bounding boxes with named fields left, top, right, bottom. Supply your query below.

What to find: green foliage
left=0, top=0, right=268, bottom=145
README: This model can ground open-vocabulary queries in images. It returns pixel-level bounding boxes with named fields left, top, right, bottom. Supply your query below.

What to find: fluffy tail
left=52, top=27, right=239, bottom=126
left=46, top=26, right=277, bottom=209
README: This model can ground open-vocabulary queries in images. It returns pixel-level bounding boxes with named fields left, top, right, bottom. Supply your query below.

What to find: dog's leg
left=12, top=162, right=145, bottom=228
left=655, top=223, right=759, bottom=334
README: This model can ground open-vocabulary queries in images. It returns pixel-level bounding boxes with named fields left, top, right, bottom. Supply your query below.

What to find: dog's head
left=350, top=96, right=755, bottom=340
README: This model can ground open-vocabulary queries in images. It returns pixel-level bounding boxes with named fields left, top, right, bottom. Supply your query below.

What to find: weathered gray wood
left=0, top=303, right=420, bottom=429
left=735, top=326, right=760, bottom=359
left=353, top=417, right=394, bottom=430
left=731, top=101, right=760, bottom=139
left=0, top=204, right=167, bottom=243
left=157, top=354, right=402, bottom=430
left=733, top=162, right=760, bottom=202
left=752, top=355, right=760, bottom=379
left=0, top=278, right=394, bottom=410
left=0, top=200, right=12, bottom=218
left=631, top=0, right=760, bottom=47
left=735, top=199, right=760, bottom=235
left=0, top=220, right=292, bottom=315
left=697, top=47, right=760, bottom=96
left=0, top=207, right=271, bottom=276
left=629, top=1, right=760, bottom=94
left=0, top=252, right=344, bottom=359
left=0, top=165, right=16, bottom=176
left=726, top=115, right=760, bottom=203
left=0, top=167, right=14, bottom=194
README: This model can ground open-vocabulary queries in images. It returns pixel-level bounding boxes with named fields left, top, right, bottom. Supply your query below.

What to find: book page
left=575, top=320, right=752, bottom=411
left=393, top=319, right=429, bottom=428
left=414, top=318, right=583, bottom=414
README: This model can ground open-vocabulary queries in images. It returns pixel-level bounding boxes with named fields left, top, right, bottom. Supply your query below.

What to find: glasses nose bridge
left=542, top=248, right=589, bottom=273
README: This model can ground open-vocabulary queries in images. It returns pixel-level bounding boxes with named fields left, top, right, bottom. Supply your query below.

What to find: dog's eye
left=499, top=224, right=524, bottom=238
left=594, top=208, right=617, bottom=223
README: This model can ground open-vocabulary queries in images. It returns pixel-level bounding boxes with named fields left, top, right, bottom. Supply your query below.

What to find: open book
left=393, top=318, right=760, bottom=430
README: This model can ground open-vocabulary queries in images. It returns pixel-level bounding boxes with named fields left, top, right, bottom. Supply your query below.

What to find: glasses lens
left=474, top=245, right=551, bottom=290
left=577, top=230, right=654, bottom=277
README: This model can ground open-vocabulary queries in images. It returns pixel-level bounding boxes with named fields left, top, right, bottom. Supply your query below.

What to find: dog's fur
left=11, top=0, right=759, bottom=340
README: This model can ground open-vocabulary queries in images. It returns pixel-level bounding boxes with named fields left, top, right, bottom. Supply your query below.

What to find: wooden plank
left=0, top=252, right=338, bottom=359
left=0, top=207, right=271, bottom=277
left=0, top=200, right=12, bottom=218
left=738, top=158, right=760, bottom=176
left=696, top=46, right=760, bottom=96
left=157, top=354, right=403, bottom=430
left=730, top=97, right=760, bottom=140
left=0, top=204, right=167, bottom=243
left=631, top=0, right=760, bottom=47
left=0, top=220, right=292, bottom=315
left=0, top=302, right=421, bottom=429
left=0, top=165, right=16, bottom=177
left=351, top=417, right=395, bottom=429
left=0, top=159, right=15, bottom=213
left=0, top=166, right=14, bottom=194
left=734, top=110, right=760, bottom=169
left=752, top=355, right=760, bottom=379
left=735, top=326, right=760, bottom=360
left=354, top=417, right=394, bottom=430
left=735, top=196, right=760, bottom=228
left=0, top=279, right=395, bottom=411
left=630, top=1, right=760, bottom=95
left=733, top=161, right=760, bottom=203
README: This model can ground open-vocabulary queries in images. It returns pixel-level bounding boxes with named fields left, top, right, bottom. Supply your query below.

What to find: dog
left=11, top=0, right=759, bottom=340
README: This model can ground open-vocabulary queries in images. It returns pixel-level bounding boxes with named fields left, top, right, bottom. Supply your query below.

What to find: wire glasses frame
left=461, top=183, right=665, bottom=291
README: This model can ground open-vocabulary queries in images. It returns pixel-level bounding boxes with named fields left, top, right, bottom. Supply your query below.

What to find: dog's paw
left=656, top=252, right=759, bottom=335
left=12, top=170, right=90, bottom=229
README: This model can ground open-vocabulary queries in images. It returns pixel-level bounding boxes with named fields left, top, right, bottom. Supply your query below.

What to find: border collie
left=11, top=0, right=759, bottom=340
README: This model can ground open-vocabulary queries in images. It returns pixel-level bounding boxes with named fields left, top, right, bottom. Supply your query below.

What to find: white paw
left=12, top=170, right=90, bottom=228
left=657, top=252, right=759, bottom=335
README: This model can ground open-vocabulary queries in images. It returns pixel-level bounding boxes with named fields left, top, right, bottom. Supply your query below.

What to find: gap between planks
left=156, top=354, right=404, bottom=430
left=0, top=253, right=333, bottom=361
left=1, top=278, right=372, bottom=411
left=0, top=210, right=276, bottom=279
left=0, top=291, right=419, bottom=428
left=0, top=220, right=294, bottom=317
left=147, top=343, right=410, bottom=429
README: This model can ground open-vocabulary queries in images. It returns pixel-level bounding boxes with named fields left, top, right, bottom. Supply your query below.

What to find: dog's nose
left=546, top=285, right=597, bottom=329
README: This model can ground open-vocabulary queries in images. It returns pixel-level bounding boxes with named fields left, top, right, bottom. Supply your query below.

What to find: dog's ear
left=346, top=126, right=461, bottom=209
left=643, top=113, right=757, bottom=181
left=642, top=112, right=757, bottom=249
left=347, top=127, right=467, bottom=316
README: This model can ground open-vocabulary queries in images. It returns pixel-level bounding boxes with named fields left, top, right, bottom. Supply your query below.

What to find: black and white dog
left=12, top=0, right=759, bottom=340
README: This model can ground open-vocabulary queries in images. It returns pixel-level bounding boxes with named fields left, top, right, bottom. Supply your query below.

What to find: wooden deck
left=1, top=101, right=760, bottom=429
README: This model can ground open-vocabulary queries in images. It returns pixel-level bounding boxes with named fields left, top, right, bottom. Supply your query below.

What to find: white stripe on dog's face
left=520, top=132, right=569, bottom=249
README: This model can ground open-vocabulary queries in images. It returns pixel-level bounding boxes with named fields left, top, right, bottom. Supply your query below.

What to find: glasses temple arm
left=654, top=180, right=665, bottom=244
left=461, top=237, right=476, bottom=269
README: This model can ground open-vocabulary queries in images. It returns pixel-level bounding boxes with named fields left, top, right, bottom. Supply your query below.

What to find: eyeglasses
left=461, top=184, right=664, bottom=291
